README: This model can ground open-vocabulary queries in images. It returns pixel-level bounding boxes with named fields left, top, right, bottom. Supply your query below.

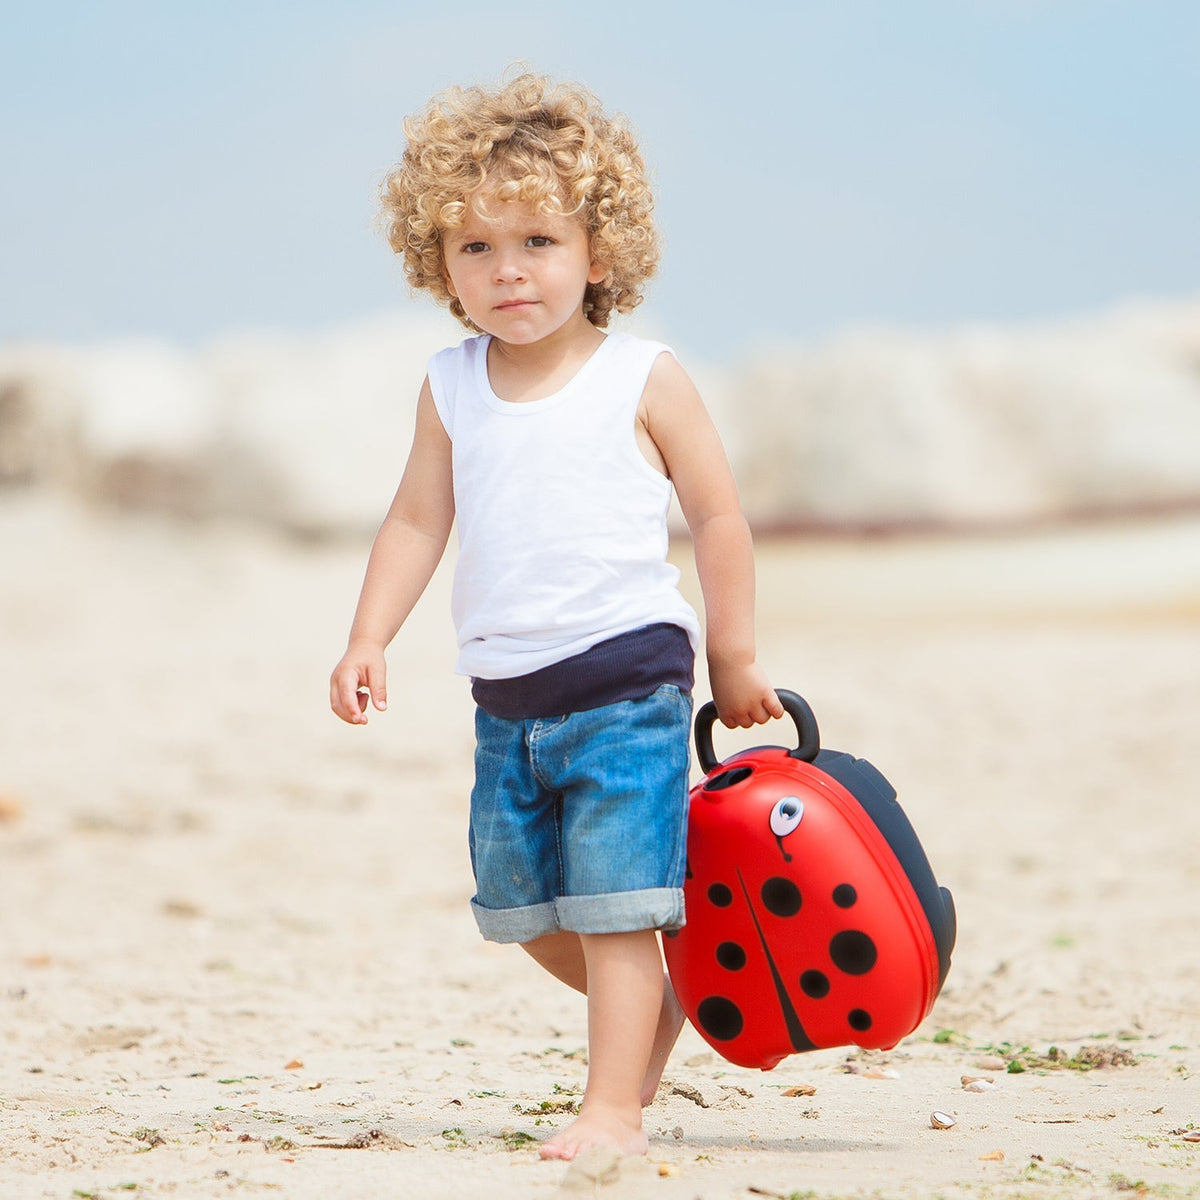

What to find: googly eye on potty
left=662, top=690, right=956, bottom=1071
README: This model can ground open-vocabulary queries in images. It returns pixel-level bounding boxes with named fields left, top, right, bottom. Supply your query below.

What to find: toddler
left=330, top=73, right=782, bottom=1161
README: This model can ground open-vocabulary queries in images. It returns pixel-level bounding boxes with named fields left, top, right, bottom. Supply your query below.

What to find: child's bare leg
left=537, top=929, right=662, bottom=1161
left=521, top=931, right=684, bottom=1105
left=521, top=930, right=588, bottom=990
left=644, top=972, right=686, bottom=1104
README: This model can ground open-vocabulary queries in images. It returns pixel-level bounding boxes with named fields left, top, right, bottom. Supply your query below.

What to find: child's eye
left=527, top=236, right=553, bottom=248
left=462, top=241, right=489, bottom=254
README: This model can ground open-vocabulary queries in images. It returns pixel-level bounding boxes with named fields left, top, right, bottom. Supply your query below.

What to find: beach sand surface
left=1, top=498, right=1198, bottom=1199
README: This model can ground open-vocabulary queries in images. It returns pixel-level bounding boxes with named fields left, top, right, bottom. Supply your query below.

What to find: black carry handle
left=694, top=688, right=822, bottom=774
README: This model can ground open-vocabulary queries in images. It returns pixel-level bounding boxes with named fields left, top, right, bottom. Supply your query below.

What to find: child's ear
left=587, top=257, right=610, bottom=286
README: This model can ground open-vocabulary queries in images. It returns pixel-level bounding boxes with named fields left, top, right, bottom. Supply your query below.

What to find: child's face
left=441, top=194, right=607, bottom=345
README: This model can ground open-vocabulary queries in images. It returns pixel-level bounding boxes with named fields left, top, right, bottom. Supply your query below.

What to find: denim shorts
left=468, top=684, right=693, bottom=944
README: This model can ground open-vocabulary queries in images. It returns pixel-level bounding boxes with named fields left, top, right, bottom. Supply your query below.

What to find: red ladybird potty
left=663, top=690, right=955, bottom=1071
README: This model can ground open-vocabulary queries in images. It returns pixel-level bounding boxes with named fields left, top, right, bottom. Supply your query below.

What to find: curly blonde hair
left=380, top=73, right=659, bottom=329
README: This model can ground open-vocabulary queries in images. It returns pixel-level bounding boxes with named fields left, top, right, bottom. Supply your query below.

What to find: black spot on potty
left=848, top=1009, right=873, bottom=1032
left=760, top=877, right=802, bottom=917
left=830, top=930, right=878, bottom=975
left=800, top=969, right=830, bottom=999
left=716, top=942, right=746, bottom=971
left=697, top=995, right=744, bottom=1041
left=707, top=882, right=733, bottom=907
left=832, top=884, right=857, bottom=908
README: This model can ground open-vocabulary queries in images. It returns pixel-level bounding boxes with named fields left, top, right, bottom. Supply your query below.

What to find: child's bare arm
left=330, top=379, right=454, bottom=724
left=640, top=354, right=784, bottom=729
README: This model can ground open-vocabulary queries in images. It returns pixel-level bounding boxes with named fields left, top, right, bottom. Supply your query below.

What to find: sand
left=1, top=496, right=1198, bottom=1199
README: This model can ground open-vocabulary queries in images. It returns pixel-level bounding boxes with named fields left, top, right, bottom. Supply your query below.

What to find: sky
left=3, top=0, right=1198, bottom=362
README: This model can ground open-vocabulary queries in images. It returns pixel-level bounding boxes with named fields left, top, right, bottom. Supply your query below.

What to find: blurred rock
left=203, top=312, right=453, bottom=536
left=731, top=298, right=1200, bottom=530
left=1, top=299, right=1197, bottom=535
left=0, top=345, right=77, bottom=488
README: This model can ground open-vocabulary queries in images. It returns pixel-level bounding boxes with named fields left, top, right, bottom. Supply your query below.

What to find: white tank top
left=427, top=331, right=701, bottom=680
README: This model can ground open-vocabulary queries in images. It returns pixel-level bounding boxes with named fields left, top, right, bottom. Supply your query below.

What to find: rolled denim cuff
left=557, top=887, right=686, bottom=935
left=470, top=898, right=560, bottom=944
left=471, top=888, right=687, bottom=944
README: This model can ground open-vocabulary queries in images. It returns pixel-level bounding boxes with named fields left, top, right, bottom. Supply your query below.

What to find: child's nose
left=494, top=252, right=526, bottom=282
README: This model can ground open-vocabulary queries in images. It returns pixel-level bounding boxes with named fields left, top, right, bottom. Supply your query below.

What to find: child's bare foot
left=538, top=1103, right=648, bottom=1161
left=640, top=976, right=686, bottom=1106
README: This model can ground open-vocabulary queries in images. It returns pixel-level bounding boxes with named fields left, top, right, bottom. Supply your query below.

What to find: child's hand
left=710, top=661, right=785, bottom=729
left=330, top=643, right=388, bottom=725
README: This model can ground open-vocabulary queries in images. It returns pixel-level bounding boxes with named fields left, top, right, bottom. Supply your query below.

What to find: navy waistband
left=471, top=623, right=695, bottom=720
